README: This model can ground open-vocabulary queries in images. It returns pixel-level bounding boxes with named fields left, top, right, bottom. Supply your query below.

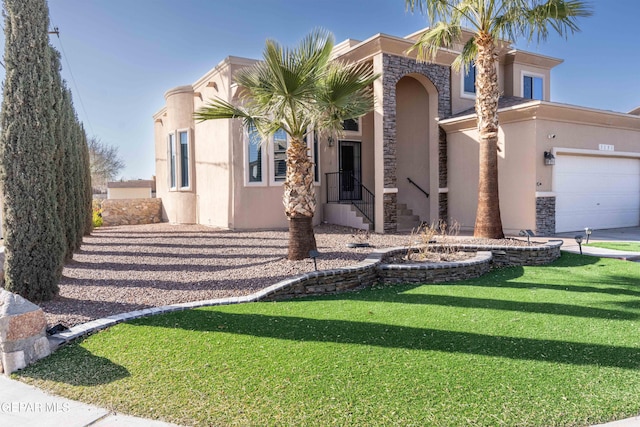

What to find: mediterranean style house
left=153, top=27, right=640, bottom=235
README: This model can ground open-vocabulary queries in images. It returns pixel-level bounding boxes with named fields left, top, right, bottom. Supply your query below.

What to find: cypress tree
left=79, top=125, right=93, bottom=237
left=0, top=0, right=66, bottom=301
left=49, top=47, right=74, bottom=260
left=63, top=88, right=81, bottom=255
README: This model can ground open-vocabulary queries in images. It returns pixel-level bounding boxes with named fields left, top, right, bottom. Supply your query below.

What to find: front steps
left=397, top=203, right=421, bottom=232
left=324, top=203, right=372, bottom=231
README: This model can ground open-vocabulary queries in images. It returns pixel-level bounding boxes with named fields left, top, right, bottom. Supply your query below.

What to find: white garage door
left=555, top=155, right=640, bottom=233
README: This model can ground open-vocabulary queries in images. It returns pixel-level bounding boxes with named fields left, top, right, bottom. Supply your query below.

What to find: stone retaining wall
left=441, top=240, right=563, bottom=267
left=100, top=198, right=162, bottom=227
left=377, top=250, right=492, bottom=284
left=264, top=240, right=562, bottom=300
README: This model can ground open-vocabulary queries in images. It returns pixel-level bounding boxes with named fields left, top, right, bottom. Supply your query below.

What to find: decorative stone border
left=48, top=239, right=563, bottom=351
left=377, top=250, right=492, bottom=284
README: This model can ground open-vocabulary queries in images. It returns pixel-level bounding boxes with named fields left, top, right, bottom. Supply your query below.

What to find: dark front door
left=339, top=140, right=361, bottom=200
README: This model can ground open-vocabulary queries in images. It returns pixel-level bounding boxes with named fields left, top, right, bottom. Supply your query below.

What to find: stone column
left=535, top=193, right=556, bottom=236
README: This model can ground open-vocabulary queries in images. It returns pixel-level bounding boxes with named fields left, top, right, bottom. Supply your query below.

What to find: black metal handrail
left=326, top=171, right=375, bottom=225
left=407, top=177, right=429, bottom=198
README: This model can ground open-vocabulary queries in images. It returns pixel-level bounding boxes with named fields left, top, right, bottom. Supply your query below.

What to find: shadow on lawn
left=17, top=346, right=130, bottom=386
left=142, top=309, right=640, bottom=370
left=342, top=292, right=637, bottom=320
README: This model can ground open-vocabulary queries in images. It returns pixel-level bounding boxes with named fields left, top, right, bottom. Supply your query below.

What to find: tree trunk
left=473, top=34, right=505, bottom=239
left=284, top=137, right=317, bottom=260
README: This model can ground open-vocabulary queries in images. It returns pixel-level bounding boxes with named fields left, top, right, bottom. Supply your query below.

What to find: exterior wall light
left=584, top=227, right=592, bottom=244
left=327, top=136, right=334, bottom=147
left=575, top=235, right=584, bottom=254
left=544, top=151, right=556, bottom=166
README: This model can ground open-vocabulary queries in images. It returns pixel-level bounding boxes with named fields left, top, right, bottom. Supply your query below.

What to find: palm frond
left=194, top=98, right=249, bottom=122
left=408, top=21, right=462, bottom=63
left=451, top=36, right=478, bottom=72
left=524, top=0, right=593, bottom=43
left=405, top=0, right=451, bottom=25
left=314, top=60, right=379, bottom=136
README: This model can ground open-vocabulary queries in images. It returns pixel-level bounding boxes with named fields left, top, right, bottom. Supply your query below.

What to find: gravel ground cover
left=40, top=223, right=413, bottom=328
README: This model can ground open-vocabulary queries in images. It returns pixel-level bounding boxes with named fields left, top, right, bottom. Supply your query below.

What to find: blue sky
left=1, top=0, right=638, bottom=180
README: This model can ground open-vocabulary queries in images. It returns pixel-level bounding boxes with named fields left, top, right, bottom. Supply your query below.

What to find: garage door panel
left=554, top=155, right=640, bottom=233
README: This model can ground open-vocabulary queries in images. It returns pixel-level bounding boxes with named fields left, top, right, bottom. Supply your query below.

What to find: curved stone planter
left=377, top=250, right=492, bottom=284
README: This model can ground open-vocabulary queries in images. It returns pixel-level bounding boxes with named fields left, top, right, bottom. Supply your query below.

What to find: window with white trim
left=179, top=130, right=189, bottom=188
left=167, top=129, right=190, bottom=191
left=273, top=128, right=288, bottom=182
left=246, top=125, right=265, bottom=184
left=522, top=74, right=543, bottom=100
left=168, top=133, right=176, bottom=189
left=256, top=128, right=319, bottom=186
left=463, top=63, right=476, bottom=96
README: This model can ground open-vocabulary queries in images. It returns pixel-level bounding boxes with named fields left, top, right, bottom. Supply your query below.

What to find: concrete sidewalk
left=1, top=227, right=639, bottom=427
left=0, top=376, right=181, bottom=427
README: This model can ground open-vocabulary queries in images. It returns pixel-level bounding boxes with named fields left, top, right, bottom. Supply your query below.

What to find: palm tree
left=195, top=29, right=378, bottom=260
left=406, top=0, right=592, bottom=238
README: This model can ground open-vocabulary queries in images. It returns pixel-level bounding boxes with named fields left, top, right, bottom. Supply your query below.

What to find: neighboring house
left=154, top=27, right=640, bottom=235
left=107, top=179, right=155, bottom=200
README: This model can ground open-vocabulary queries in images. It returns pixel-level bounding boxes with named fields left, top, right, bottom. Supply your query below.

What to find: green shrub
left=92, top=208, right=103, bottom=227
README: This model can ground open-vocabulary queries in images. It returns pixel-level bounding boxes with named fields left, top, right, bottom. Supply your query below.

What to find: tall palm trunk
left=473, top=33, right=504, bottom=239
left=284, top=138, right=317, bottom=260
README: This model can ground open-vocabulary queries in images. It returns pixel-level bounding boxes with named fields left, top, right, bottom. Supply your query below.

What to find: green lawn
left=586, top=241, right=640, bottom=252
left=16, top=253, right=640, bottom=426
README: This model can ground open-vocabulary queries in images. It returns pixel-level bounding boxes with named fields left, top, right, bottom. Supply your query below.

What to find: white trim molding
left=535, top=191, right=556, bottom=197
left=553, top=147, right=640, bottom=159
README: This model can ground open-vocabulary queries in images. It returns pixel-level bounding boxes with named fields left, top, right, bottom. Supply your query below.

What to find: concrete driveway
left=552, top=226, right=640, bottom=259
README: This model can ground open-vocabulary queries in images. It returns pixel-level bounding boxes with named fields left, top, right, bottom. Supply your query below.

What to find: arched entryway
left=395, top=74, right=439, bottom=229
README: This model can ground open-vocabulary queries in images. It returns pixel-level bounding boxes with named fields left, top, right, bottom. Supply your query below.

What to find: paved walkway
left=1, top=227, right=640, bottom=427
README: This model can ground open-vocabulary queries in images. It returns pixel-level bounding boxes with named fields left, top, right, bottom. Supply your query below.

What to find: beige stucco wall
left=108, top=187, right=151, bottom=200
left=192, top=67, right=233, bottom=228
left=447, top=120, right=538, bottom=234
left=445, top=102, right=640, bottom=235
left=534, top=116, right=640, bottom=193
left=156, top=85, right=197, bottom=224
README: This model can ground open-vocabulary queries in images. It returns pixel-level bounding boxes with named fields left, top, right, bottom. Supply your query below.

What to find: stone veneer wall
left=264, top=240, right=562, bottom=300
left=383, top=193, right=397, bottom=233
left=101, top=198, right=163, bottom=227
left=439, top=193, right=448, bottom=223
left=382, top=54, right=451, bottom=232
left=438, top=126, right=448, bottom=222
left=536, top=196, right=556, bottom=236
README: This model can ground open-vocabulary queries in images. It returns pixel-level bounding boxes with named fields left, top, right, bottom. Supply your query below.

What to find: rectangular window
left=313, top=132, right=319, bottom=182
left=273, top=128, right=288, bottom=182
left=247, top=126, right=263, bottom=183
left=179, top=130, right=189, bottom=188
left=168, top=133, right=176, bottom=189
left=342, top=118, right=359, bottom=133
left=523, top=75, right=543, bottom=100
left=463, top=64, right=476, bottom=94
